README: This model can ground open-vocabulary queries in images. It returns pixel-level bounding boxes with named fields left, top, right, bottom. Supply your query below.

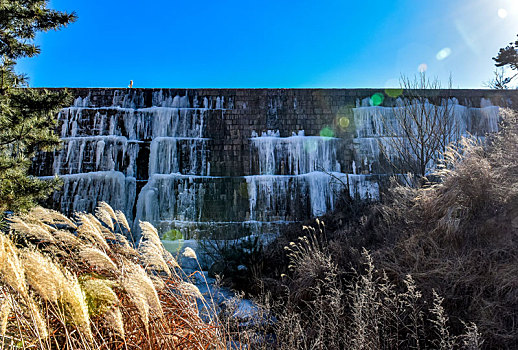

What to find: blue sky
left=16, top=0, right=518, bottom=88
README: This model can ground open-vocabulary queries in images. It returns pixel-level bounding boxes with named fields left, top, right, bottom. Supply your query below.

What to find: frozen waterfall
left=34, top=89, right=502, bottom=240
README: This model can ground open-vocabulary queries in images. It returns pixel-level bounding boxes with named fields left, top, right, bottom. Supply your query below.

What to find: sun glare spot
left=320, top=126, right=334, bottom=138
left=418, top=63, right=428, bottom=73
left=370, top=93, right=384, bottom=106
left=498, top=8, right=508, bottom=18
left=385, top=88, right=403, bottom=98
left=338, top=116, right=350, bottom=130
left=436, top=47, right=452, bottom=61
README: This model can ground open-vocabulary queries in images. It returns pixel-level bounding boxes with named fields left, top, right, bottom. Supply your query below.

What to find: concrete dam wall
left=30, top=88, right=514, bottom=239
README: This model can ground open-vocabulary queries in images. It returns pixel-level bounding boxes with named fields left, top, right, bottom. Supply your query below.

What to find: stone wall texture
left=30, top=88, right=517, bottom=239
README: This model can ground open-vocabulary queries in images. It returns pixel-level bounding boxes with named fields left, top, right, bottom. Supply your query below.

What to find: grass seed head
left=139, top=221, right=162, bottom=249
left=9, top=216, right=55, bottom=243
left=139, top=240, right=171, bottom=276
left=0, top=235, right=28, bottom=298
left=0, top=298, right=10, bottom=336
left=182, top=247, right=197, bottom=260
left=115, top=210, right=131, bottom=232
left=80, top=277, right=119, bottom=316
left=95, top=203, right=115, bottom=231
left=178, top=282, right=203, bottom=299
left=79, top=247, right=118, bottom=272
left=26, top=298, right=49, bottom=339
left=76, top=213, right=111, bottom=251
left=21, top=249, right=67, bottom=303
left=163, top=249, right=180, bottom=269
left=120, top=260, right=163, bottom=328
left=103, top=306, right=125, bottom=338
left=29, top=206, right=77, bottom=229
left=53, top=229, right=81, bottom=248
left=62, top=271, right=92, bottom=339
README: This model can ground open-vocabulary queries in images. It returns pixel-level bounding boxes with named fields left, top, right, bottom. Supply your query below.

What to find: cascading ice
left=250, top=130, right=341, bottom=175
left=352, top=99, right=501, bottom=174
left=37, top=91, right=502, bottom=240
left=43, top=90, right=218, bottom=237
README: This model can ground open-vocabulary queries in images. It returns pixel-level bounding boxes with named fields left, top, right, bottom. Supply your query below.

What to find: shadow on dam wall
left=30, top=88, right=517, bottom=239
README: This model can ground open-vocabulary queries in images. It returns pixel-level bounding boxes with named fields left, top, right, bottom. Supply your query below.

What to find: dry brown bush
left=242, top=109, right=518, bottom=349
left=245, top=234, right=481, bottom=350
left=376, top=109, right=518, bottom=349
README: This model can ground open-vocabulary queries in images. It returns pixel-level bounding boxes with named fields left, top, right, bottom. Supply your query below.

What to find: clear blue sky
left=16, top=0, right=518, bottom=88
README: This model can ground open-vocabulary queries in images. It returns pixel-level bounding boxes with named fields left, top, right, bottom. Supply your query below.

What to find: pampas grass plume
left=139, top=241, right=171, bottom=276
left=81, top=277, right=119, bottom=315
left=29, top=206, right=77, bottom=229
left=27, top=298, right=49, bottom=339
left=178, top=282, right=203, bottom=299
left=115, top=210, right=131, bottom=232
left=95, top=202, right=115, bottom=231
left=120, top=260, right=163, bottom=328
left=139, top=221, right=162, bottom=249
left=182, top=247, right=197, bottom=260
left=163, top=249, right=180, bottom=269
left=63, top=271, right=92, bottom=339
left=79, top=247, right=118, bottom=272
left=9, top=216, right=55, bottom=243
left=21, top=249, right=66, bottom=303
left=54, top=229, right=81, bottom=248
left=0, top=298, right=10, bottom=336
left=76, top=213, right=111, bottom=252
left=103, top=306, right=125, bottom=338
left=0, top=235, right=28, bottom=298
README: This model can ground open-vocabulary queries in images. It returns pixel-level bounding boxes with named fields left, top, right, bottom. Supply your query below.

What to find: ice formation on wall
left=352, top=101, right=501, bottom=174
left=39, top=91, right=219, bottom=232
left=42, top=172, right=136, bottom=218
left=250, top=130, right=341, bottom=175
left=247, top=130, right=380, bottom=223
left=36, top=90, right=501, bottom=240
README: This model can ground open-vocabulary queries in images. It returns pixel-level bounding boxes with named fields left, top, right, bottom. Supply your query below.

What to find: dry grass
left=239, top=109, right=518, bottom=349
left=375, top=109, right=518, bottom=349
left=0, top=202, right=229, bottom=349
left=233, top=239, right=482, bottom=350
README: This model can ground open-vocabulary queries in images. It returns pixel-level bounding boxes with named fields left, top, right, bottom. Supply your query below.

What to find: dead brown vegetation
left=376, top=109, right=518, bottom=349
left=240, top=109, right=518, bottom=349
left=0, top=203, right=227, bottom=349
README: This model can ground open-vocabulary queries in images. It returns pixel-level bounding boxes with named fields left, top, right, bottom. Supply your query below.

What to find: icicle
left=250, top=131, right=340, bottom=175
left=96, top=140, right=105, bottom=169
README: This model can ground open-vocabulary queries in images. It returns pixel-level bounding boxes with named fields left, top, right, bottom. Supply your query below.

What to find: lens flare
left=335, top=106, right=352, bottom=131
left=370, top=93, right=384, bottom=106
left=498, top=8, right=508, bottom=18
left=320, top=126, right=334, bottom=138
left=436, top=47, right=452, bottom=60
left=418, top=63, right=428, bottom=73
left=163, top=228, right=183, bottom=241
left=338, top=116, right=350, bottom=130
left=385, top=88, right=403, bottom=98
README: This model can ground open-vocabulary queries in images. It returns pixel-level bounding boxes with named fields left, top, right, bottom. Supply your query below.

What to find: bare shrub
left=377, top=74, right=460, bottom=181
left=246, top=240, right=480, bottom=350
left=376, top=108, right=518, bottom=348
left=228, top=108, right=518, bottom=350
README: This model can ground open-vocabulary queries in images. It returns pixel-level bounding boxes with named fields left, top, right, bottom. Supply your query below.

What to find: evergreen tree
left=0, top=0, right=76, bottom=212
left=492, top=34, right=518, bottom=88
